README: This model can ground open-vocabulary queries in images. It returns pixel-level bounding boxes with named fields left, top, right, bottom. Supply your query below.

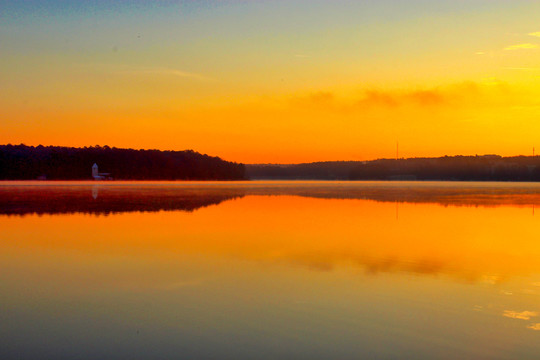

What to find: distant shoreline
left=247, top=155, right=540, bottom=182
left=3, top=144, right=540, bottom=182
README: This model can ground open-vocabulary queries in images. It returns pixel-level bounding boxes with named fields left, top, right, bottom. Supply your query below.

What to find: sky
left=1, top=0, right=540, bottom=163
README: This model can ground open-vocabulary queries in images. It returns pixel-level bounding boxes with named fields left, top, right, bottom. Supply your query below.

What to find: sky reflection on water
left=1, top=182, right=540, bottom=359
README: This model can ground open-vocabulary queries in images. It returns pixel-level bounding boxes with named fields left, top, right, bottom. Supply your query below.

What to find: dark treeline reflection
left=0, top=185, right=245, bottom=216
left=3, top=182, right=540, bottom=216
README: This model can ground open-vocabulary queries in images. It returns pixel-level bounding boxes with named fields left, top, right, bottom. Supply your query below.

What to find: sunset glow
left=2, top=1, right=540, bottom=162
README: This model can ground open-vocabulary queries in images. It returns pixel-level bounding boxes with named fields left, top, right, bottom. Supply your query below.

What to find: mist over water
left=1, top=181, right=540, bottom=359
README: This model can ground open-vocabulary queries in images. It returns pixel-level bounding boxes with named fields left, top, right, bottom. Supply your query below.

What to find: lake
left=1, top=181, right=540, bottom=359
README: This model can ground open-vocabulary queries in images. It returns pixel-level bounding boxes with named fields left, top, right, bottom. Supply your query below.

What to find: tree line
left=349, top=155, right=540, bottom=181
left=0, top=144, right=245, bottom=180
left=248, top=155, right=540, bottom=181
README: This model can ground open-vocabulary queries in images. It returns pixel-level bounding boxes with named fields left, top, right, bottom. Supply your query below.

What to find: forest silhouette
left=248, top=155, right=540, bottom=181
left=3, top=144, right=540, bottom=182
left=0, top=144, right=245, bottom=180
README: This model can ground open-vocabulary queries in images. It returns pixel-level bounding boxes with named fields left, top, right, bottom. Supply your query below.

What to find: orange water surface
left=1, top=181, right=540, bottom=359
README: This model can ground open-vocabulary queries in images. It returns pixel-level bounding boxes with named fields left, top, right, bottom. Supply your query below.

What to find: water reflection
left=2, top=184, right=540, bottom=284
left=1, top=182, right=540, bottom=283
left=0, top=183, right=245, bottom=215
left=1, top=181, right=540, bottom=359
left=3, top=181, right=540, bottom=215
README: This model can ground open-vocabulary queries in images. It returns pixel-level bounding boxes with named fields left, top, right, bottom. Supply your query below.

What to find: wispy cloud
left=528, top=323, right=540, bottom=331
left=359, top=89, right=446, bottom=107
left=529, top=32, right=540, bottom=37
left=135, top=67, right=214, bottom=81
left=83, top=63, right=214, bottom=81
left=292, top=82, right=485, bottom=111
left=503, top=310, right=538, bottom=320
left=307, top=91, right=334, bottom=103
left=504, top=43, right=539, bottom=51
left=503, top=67, right=540, bottom=71
left=283, top=80, right=538, bottom=117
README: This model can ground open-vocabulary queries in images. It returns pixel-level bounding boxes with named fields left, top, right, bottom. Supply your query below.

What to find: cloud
left=354, top=85, right=465, bottom=108
left=96, top=63, right=214, bottom=81
left=503, top=310, right=538, bottom=320
left=287, top=81, right=522, bottom=113
left=407, top=90, right=446, bottom=105
left=504, top=67, right=540, bottom=71
left=360, top=89, right=444, bottom=107
left=529, top=32, right=540, bottom=37
left=504, top=43, right=539, bottom=51
left=81, top=63, right=214, bottom=81
left=528, top=323, right=540, bottom=331
left=482, top=275, right=501, bottom=285
left=138, top=67, right=213, bottom=81
left=293, top=88, right=448, bottom=110
left=481, top=77, right=506, bottom=86
left=308, top=91, right=334, bottom=104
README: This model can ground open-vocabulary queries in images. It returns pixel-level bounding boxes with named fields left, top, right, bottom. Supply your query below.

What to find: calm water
left=1, top=181, right=540, bottom=359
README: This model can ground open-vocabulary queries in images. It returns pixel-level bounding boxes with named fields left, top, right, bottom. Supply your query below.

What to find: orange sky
left=1, top=1, right=540, bottom=163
